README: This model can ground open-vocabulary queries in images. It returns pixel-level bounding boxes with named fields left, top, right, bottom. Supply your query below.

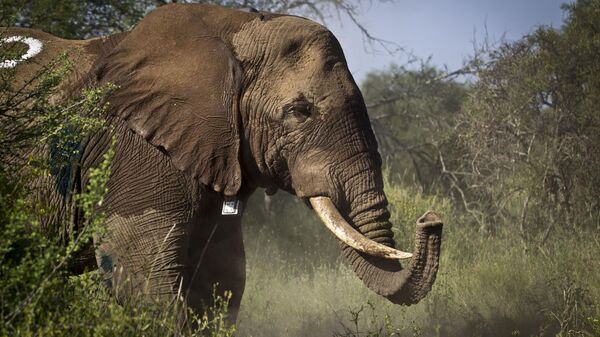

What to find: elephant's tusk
left=309, top=197, right=413, bottom=260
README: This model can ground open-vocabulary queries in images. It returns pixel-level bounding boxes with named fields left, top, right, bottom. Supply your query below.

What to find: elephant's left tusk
left=310, top=196, right=413, bottom=260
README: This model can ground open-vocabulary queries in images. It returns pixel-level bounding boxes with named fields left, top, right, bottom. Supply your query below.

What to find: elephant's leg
left=95, top=209, right=192, bottom=304
left=91, top=127, right=196, bottom=309
left=185, top=193, right=247, bottom=323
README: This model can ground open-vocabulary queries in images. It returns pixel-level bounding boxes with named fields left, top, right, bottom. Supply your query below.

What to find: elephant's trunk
left=312, top=155, right=443, bottom=305
left=344, top=209, right=442, bottom=305
left=310, top=197, right=413, bottom=260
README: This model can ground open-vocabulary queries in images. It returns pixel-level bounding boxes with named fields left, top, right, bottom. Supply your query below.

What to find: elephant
left=3, top=3, right=443, bottom=322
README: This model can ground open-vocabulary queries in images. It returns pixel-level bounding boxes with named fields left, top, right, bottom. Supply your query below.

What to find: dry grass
left=237, top=184, right=600, bottom=337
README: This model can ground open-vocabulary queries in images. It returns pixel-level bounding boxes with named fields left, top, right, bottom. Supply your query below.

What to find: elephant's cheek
left=289, top=161, right=333, bottom=199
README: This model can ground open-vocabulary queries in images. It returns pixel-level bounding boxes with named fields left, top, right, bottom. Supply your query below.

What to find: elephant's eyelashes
left=283, top=101, right=312, bottom=121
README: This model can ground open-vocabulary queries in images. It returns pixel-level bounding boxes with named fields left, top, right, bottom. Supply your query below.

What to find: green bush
left=0, top=40, right=236, bottom=336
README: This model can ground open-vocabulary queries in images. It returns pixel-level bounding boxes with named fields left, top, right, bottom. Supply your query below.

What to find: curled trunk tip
left=419, top=210, right=441, bottom=225
left=388, top=210, right=443, bottom=305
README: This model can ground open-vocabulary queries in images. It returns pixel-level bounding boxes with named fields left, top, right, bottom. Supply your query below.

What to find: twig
left=185, top=222, right=219, bottom=301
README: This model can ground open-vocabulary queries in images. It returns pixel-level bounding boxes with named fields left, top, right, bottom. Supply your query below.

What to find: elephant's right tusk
left=309, top=196, right=413, bottom=260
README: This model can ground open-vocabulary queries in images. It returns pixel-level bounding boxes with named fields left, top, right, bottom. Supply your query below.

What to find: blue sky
left=325, top=0, right=572, bottom=83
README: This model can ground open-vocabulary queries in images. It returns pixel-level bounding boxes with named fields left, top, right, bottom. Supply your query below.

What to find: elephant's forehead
left=232, top=15, right=346, bottom=89
left=232, top=15, right=332, bottom=61
left=232, top=15, right=358, bottom=114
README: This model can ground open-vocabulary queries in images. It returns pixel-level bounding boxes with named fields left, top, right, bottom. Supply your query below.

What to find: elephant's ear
left=92, top=7, right=243, bottom=195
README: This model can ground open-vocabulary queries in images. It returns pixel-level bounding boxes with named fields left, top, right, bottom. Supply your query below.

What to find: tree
left=361, top=63, right=468, bottom=192
left=2, top=0, right=385, bottom=42
left=1, top=0, right=148, bottom=38
left=454, top=0, right=600, bottom=233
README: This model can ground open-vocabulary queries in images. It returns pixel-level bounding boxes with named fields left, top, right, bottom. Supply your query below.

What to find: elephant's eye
left=283, top=101, right=312, bottom=121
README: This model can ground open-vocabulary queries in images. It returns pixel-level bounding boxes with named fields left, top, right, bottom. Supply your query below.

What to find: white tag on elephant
left=222, top=199, right=241, bottom=215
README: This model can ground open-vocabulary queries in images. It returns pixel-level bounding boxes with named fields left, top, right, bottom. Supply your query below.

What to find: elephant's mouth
left=309, top=196, right=443, bottom=305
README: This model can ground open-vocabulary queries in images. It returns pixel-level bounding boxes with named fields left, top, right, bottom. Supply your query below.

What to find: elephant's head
left=93, top=4, right=442, bottom=305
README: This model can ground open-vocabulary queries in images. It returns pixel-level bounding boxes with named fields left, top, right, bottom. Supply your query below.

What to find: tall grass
left=237, top=181, right=600, bottom=337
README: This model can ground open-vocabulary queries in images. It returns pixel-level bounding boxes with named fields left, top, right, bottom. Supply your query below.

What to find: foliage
left=332, top=301, right=422, bottom=337
left=0, top=148, right=111, bottom=334
left=0, top=35, right=236, bottom=336
left=0, top=0, right=149, bottom=38
left=0, top=35, right=105, bottom=333
left=361, top=64, right=468, bottom=192
left=453, top=0, right=600, bottom=234
left=1, top=0, right=382, bottom=42
left=194, top=288, right=237, bottom=337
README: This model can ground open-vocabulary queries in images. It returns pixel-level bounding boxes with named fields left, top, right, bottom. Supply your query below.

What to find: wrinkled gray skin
left=6, top=4, right=441, bottom=322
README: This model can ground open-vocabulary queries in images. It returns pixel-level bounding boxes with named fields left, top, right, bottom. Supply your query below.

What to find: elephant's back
left=1, top=27, right=126, bottom=95
left=2, top=28, right=85, bottom=88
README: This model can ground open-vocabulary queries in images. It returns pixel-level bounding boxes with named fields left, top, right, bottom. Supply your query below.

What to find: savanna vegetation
left=1, top=0, right=599, bottom=336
